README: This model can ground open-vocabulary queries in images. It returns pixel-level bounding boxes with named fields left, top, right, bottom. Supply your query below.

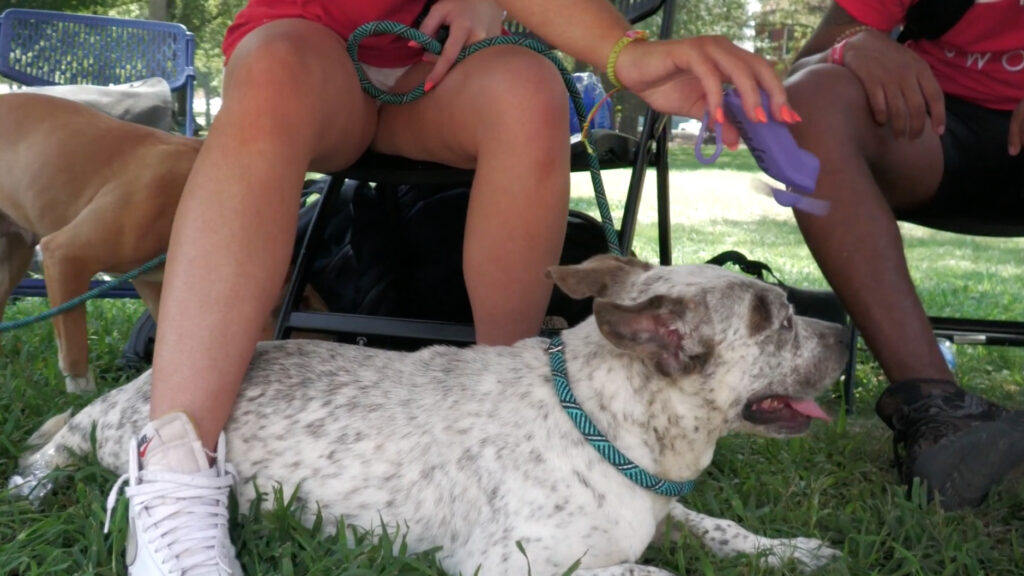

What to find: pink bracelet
left=826, top=25, right=874, bottom=66
left=826, top=39, right=848, bottom=66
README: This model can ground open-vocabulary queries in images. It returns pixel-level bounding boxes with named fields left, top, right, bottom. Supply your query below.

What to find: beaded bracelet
left=833, top=24, right=875, bottom=45
left=825, top=24, right=875, bottom=66
left=606, top=29, right=649, bottom=90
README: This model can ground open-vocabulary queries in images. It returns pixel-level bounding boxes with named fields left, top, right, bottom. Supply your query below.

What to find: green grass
left=667, top=144, right=762, bottom=174
left=3, top=158, right=1024, bottom=575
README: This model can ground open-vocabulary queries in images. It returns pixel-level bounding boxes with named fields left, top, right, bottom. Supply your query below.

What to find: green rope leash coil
left=1, top=22, right=625, bottom=334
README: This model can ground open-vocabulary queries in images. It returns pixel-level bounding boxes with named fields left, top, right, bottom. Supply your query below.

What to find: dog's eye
left=781, top=316, right=793, bottom=330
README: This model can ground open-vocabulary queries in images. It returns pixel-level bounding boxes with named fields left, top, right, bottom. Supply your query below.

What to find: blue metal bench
left=0, top=8, right=196, bottom=300
left=0, top=9, right=196, bottom=134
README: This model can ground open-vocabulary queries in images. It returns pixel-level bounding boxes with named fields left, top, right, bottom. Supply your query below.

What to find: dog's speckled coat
left=11, top=256, right=848, bottom=575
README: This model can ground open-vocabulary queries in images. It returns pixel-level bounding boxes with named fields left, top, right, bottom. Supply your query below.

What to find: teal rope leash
left=0, top=254, right=166, bottom=333
left=348, top=21, right=623, bottom=256
left=548, top=335, right=695, bottom=497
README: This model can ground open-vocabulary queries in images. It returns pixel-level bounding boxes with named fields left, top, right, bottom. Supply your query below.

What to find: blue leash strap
left=547, top=335, right=695, bottom=498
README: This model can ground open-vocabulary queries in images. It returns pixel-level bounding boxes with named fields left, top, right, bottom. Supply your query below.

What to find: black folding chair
left=275, top=0, right=679, bottom=347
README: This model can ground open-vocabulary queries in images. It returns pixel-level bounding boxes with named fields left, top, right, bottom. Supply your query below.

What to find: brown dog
left=0, top=93, right=332, bottom=393
left=0, top=92, right=202, bottom=393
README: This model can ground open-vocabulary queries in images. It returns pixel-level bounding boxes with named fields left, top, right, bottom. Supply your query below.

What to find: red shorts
left=222, top=0, right=428, bottom=68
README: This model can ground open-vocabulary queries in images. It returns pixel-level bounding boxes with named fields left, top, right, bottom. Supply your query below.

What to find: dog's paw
left=64, top=373, right=96, bottom=394
left=6, top=472, right=56, bottom=506
left=758, top=537, right=840, bottom=572
left=7, top=474, right=26, bottom=492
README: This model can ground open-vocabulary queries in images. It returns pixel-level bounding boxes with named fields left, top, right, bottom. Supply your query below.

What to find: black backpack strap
left=705, top=250, right=785, bottom=286
left=897, top=0, right=974, bottom=43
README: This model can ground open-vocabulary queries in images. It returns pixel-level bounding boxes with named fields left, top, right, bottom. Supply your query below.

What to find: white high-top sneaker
left=105, top=412, right=244, bottom=575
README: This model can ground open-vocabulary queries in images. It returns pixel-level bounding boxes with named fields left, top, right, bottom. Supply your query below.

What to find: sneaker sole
left=912, top=412, right=1024, bottom=510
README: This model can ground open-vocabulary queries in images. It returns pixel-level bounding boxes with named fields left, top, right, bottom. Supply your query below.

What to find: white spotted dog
left=9, top=255, right=848, bottom=575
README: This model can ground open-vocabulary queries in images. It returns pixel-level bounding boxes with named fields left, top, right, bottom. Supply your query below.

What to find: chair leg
left=655, top=125, right=672, bottom=266
left=843, top=324, right=858, bottom=414
left=618, top=108, right=661, bottom=255
left=929, top=316, right=1024, bottom=347
left=274, top=176, right=347, bottom=340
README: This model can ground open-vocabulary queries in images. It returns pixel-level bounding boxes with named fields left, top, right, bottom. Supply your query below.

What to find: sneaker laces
left=105, top=438, right=239, bottom=574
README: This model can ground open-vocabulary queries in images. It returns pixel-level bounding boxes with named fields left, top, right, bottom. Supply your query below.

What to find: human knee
left=225, top=24, right=345, bottom=112
left=227, top=41, right=315, bottom=102
left=478, top=48, right=568, bottom=136
left=786, top=64, right=875, bottom=146
left=787, top=64, right=869, bottom=114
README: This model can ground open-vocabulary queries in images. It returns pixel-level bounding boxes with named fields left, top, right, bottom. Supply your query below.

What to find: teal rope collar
left=547, top=335, right=695, bottom=498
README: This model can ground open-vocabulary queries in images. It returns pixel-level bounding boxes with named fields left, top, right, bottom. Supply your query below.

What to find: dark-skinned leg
left=786, top=64, right=951, bottom=387
left=786, top=64, right=1024, bottom=510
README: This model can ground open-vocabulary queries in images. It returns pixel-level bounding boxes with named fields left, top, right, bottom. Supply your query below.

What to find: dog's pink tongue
left=787, top=398, right=832, bottom=422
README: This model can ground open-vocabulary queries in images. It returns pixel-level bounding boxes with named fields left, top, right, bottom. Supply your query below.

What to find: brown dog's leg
left=132, top=277, right=162, bottom=323
left=0, top=230, right=38, bottom=336
left=38, top=231, right=95, bottom=394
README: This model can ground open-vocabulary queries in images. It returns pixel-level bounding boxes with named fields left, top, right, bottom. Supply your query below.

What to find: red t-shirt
left=223, top=0, right=429, bottom=67
left=836, top=0, right=1024, bottom=110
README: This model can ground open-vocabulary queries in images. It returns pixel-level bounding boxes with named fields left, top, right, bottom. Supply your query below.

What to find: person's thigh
left=786, top=64, right=945, bottom=211
left=219, top=18, right=378, bottom=173
left=371, top=44, right=568, bottom=169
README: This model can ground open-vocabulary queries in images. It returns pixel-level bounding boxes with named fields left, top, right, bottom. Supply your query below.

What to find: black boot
left=876, top=380, right=1024, bottom=510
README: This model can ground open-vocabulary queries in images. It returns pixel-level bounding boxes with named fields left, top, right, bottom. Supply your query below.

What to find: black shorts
left=898, top=95, right=1024, bottom=223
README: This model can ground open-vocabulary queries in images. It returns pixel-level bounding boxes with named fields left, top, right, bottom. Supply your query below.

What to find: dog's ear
left=546, top=255, right=653, bottom=300
left=594, top=295, right=713, bottom=377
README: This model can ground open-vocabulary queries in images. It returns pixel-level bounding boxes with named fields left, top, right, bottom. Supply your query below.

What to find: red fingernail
left=755, top=106, right=767, bottom=123
left=791, top=109, right=803, bottom=123
left=407, top=41, right=419, bottom=48
left=781, top=105, right=801, bottom=124
left=714, top=107, right=725, bottom=124
left=423, top=81, right=435, bottom=93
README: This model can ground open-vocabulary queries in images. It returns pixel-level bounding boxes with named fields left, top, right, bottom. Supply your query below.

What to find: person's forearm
left=499, top=0, right=632, bottom=68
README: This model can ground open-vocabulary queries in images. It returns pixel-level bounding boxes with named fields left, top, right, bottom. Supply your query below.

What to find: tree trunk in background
left=149, top=0, right=192, bottom=133
left=148, top=0, right=168, bottom=21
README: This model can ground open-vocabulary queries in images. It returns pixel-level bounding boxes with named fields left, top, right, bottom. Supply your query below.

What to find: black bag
left=296, top=178, right=610, bottom=328
left=294, top=178, right=404, bottom=318
left=118, top=308, right=158, bottom=370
